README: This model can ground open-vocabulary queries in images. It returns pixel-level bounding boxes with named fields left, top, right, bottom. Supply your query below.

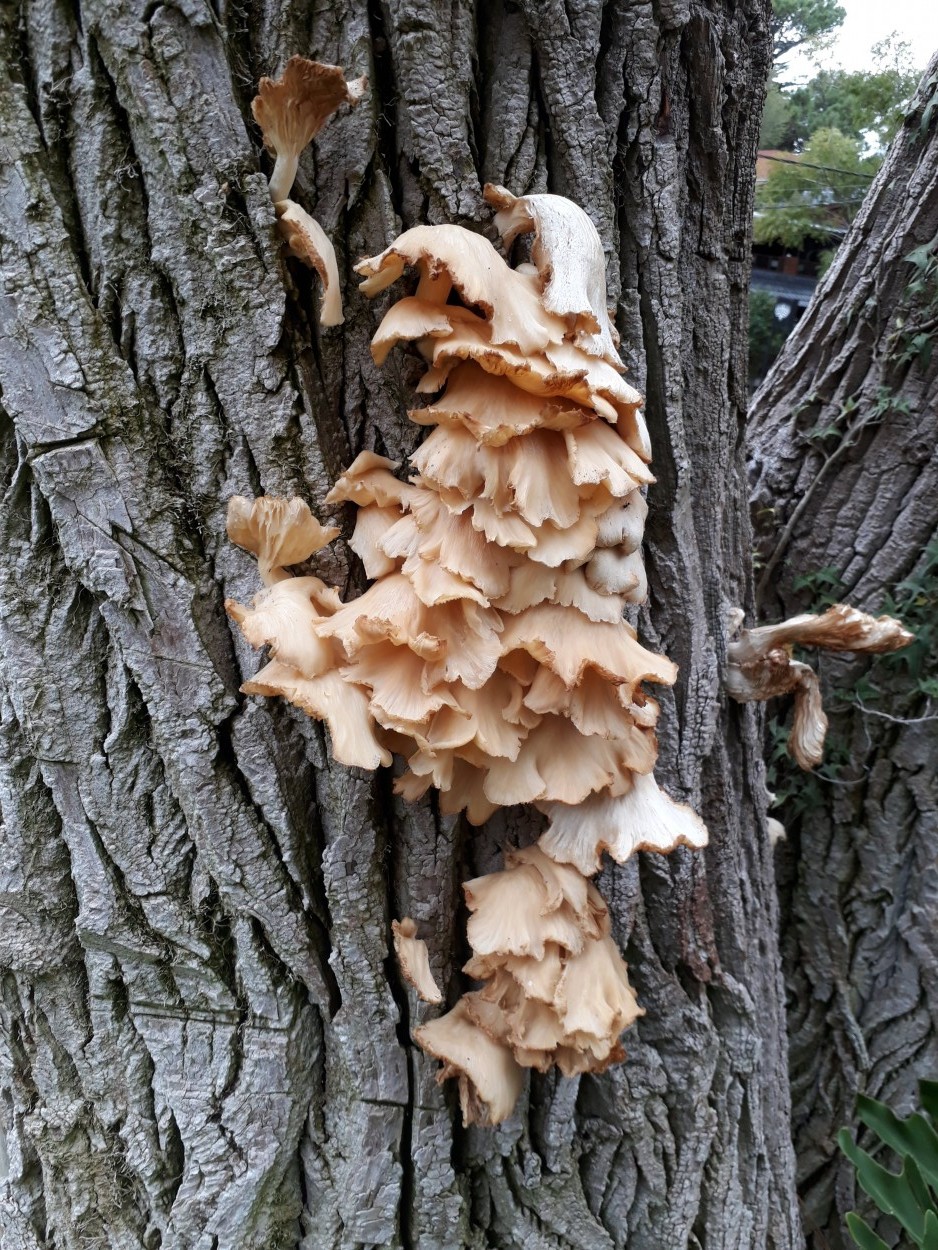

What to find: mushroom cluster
left=227, top=172, right=710, bottom=1122
left=414, top=846, right=642, bottom=1124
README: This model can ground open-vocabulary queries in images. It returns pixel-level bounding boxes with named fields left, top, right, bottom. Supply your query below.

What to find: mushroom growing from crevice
left=392, top=918, right=442, bottom=1004
left=726, top=603, right=913, bottom=768
left=252, top=56, right=366, bottom=324
left=226, top=186, right=710, bottom=1123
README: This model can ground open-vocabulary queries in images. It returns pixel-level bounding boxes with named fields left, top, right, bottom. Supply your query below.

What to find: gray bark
left=0, top=1, right=801, bottom=1247
left=748, top=57, right=938, bottom=1250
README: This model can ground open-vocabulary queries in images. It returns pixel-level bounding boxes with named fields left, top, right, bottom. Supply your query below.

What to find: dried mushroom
left=726, top=604, right=912, bottom=768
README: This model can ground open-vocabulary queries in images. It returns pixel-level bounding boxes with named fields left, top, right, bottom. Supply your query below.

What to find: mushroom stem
left=269, top=153, right=299, bottom=205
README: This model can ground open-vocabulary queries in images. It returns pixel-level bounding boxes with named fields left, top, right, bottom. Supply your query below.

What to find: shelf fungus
left=252, top=57, right=366, bottom=325
left=226, top=187, right=711, bottom=1123
left=726, top=604, right=913, bottom=769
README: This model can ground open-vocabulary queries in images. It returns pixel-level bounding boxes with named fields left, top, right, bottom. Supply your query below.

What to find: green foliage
left=765, top=712, right=849, bottom=817
left=874, top=538, right=938, bottom=686
left=839, top=1084, right=938, bottom=1248
left=791, top=565, right=845, bottom=607
left=784, top=38, right=921, bottom=150
left=760, top=82, right=793, bottom=148
left=754, top=128, right=880, bottom=251
left=748, top=289, right=792, bottom=384
left=771, top=0, right=845, bottom=62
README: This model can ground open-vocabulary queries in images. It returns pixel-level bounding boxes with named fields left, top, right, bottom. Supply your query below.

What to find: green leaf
left=925, top=1211, right=938, bottom=1250
left=856, top=1094, right=938, bottom=1191
left=845, top=1212, right=890, bottom=1250
left=838, top=1129, right=929, bottom=1243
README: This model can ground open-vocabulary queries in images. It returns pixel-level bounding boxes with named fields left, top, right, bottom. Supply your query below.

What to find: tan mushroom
left=483, top=184, right=621, bottom=365
left=252, top=58, right=365, bottom=324
left=242, top=661, right=390, bottom=770
left=275, top=201, right=344, bottom=326
left=227, top=191, right=712, bottom=1113
left=726, top=603, right=913, bottom=768
left=252, top=56, right=367, bottom=203
left=538, top=773, right=709, bottom=875
left=413, top=999, right=524, bottom=1127
left=227, top=496, right=338, bottom=585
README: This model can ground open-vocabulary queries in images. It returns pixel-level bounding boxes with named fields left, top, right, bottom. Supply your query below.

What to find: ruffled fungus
left=227, top=187, right=715, bottom=1122
left=252, top=57, right=366, bottom=324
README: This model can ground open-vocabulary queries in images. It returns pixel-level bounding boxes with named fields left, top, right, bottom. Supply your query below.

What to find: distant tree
left=754, top=128, right=880, bottom=250
left=760, top=81, right=794, bottom=147
left=784, top=37, right=921, bottom=150
left=771, top=0, right=845, bottom=69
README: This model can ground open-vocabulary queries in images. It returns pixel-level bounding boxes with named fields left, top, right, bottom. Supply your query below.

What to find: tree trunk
left=748, top=57, right=938, bottom=1250
left=0, top=2, right=801, bottom=1247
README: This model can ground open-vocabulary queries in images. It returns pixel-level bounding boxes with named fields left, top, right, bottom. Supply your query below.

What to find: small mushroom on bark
left=252, top=56, right=366, bottom=323
left=392, top=918, right=442, bottom=1004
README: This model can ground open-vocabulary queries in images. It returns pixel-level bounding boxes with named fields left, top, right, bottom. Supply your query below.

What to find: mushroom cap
left=350, top=504, right=404, bottom=578
left=275, top=200, right=344, bottom=326
left=320, top=572, right=502, bottom=682
left=499, top=603, right=677, bottom=690
left=493, top=561, right=626, bottom=624
left=420, top=320, right=638, bottom=422
left=225, top=576, right=341, bottom=678
left=730, top=603, right=915, bottom=663
left=564, top=421, right=654, bottom=495
left=242, top=660, right=390, bottom=769
left=356, top=224, right=568, bottom=357
left=413, top=999, right=524, bottom=1126
left=392, top=918, right=443, bottom=1004
left=595, top=490, right=648, bottom=551
left=585, top=548, right=647, bottom=601
left=464, top=863, right=588, bottom=960
left=412, top=426, right=584, bottom=531
left=419, top=670, right=535, bottom=760
left=789, top=661, right=828, bottom=770
left=483, top=184, right=622, bottom=366
left=538, top=773, right=709, bottom=875
left=464, top=943, right=565, bottom=1005
left=226, top=496, right=339, bottom=585
left=522, top=666, right=658, bottom=739
left=252, top=57, right=366, bottom=161
left=370, top=297, right=482, bottom=366
left=325, top=451, right=416, bottom=508
left=553, top=934, right=643, bottom=1039
left=481, top=713, right=656, bottom=807
left=411, top=363, right=593, bottom=445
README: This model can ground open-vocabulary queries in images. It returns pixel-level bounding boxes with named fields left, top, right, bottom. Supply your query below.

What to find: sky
left=785, top=0, right=938, bottom=82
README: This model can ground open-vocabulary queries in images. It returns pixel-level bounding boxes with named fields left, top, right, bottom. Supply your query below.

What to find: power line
left=758, top=153, right=876, bottom=179
left=756, top=199, right=868, bottom=209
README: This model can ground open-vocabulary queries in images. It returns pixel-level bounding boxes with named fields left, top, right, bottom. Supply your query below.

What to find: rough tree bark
left=0, top=2, right=801, bottom=1247
left=748, top=56, right=938, bottom=1250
